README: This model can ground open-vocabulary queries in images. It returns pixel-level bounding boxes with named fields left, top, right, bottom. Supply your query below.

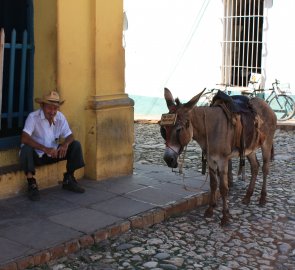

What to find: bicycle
left=198, top=84, right=233, bottom=107
left=246, top=79, right=295, bottom=121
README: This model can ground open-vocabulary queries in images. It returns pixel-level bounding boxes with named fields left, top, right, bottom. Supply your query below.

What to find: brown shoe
left=62, top=173, right=85, bottom=193
left=28, top=178, right=40, bottom=201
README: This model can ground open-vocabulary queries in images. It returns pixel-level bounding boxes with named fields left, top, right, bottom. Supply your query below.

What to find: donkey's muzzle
left=163, top=148, right=178, bottom=168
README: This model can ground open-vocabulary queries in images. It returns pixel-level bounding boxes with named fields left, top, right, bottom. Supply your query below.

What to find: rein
left=172, top=109, right=210, bottom=192
left=176, top=145, right=187, bottom=175
left=203, top=108, right=210, bottom=172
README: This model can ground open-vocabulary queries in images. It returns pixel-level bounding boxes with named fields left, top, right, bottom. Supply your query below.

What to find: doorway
left=0, top=0, right=34, bottom=148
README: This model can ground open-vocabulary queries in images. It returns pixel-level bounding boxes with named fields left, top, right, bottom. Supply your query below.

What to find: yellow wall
left=94, top=0, right=125, bottom=95
left=56, top=0, right=94, bottom=151
left=34, top=0, right=57, bottom=107
left=0, top=0, right=134, bottom=198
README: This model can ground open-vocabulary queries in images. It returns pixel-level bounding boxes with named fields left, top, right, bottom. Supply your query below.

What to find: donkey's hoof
left=228, top=180, right=234, bottom=189
left=259, top=197, right=267, bottom=206
left=204, top=207, right=213, bottom=218
left=242, top=196, right=251, bottom=205
left=220, top=216, right=230, bottom=226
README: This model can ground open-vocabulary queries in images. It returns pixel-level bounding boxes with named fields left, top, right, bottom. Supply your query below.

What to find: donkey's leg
left=228, top=159, right=234, bottom=188
left=259, top=144, right=272, bottom=205
left=242, top=152, right=259, bottom=205
left=218, top=160, right=231, bottom=226
left=204, top=166, right=218, bottom=218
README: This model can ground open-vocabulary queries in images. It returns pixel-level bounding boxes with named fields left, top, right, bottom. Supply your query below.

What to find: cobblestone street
left=32, top=123, right=295, bottom=270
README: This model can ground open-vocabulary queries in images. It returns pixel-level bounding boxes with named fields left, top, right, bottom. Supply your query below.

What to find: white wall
left=263, top=0, right=295, bottom=91
left=124, top=0, right=295, bottom=118
left=124, top=0, right=223, bottom=100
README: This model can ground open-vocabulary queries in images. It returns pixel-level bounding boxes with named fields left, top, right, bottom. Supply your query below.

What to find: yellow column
left=86, top=0, right=134, bottom=180
left=90, top=0, right=134, bottom=179
left=57, top=0, right=134, bottom=180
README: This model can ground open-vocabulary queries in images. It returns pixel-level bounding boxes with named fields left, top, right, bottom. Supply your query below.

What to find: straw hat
left=35, top=90, right=65, bottom=106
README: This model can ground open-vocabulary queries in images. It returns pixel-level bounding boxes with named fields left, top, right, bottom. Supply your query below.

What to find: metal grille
left=222, top=0, right=264, bottom=87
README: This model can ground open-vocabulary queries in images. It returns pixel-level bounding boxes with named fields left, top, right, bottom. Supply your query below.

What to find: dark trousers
left=19, top=140, right=85, bottom=175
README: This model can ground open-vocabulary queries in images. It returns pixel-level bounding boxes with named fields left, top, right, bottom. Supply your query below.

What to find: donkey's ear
left=164, top=88, right=176, bottom=108
left=184, top=88, right=206, bottom=110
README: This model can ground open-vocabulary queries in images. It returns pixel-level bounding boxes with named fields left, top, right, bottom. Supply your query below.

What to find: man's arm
left=21, top=131, right=59, bottom=158
left=57, top=134, right=74, bottom=158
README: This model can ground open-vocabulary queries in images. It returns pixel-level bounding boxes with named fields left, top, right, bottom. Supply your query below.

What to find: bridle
left=161, top=126, right=183, bottom=155
left=160, top=106, right=192, bottom=156
left=161, top=108, right=209, bottom=191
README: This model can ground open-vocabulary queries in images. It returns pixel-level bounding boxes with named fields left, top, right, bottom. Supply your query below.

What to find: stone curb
left=0, top=192, right=210, bottom=270
left=276, top=122, right=295, bottom=131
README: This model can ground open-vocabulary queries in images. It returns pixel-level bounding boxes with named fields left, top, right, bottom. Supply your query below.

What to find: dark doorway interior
left=0, top=0, right=34, bottom=148
left=0, top=0, right=29, bottom=41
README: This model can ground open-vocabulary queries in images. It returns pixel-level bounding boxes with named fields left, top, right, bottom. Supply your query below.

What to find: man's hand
left=57, top=134, right=74, bottom=158
left=43, top=147, right=59, bottom=158
left=57, top=143, right=68, bottom=159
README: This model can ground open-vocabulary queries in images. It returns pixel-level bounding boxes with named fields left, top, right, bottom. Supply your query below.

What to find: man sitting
left=19, top=90, right=85, bottom=201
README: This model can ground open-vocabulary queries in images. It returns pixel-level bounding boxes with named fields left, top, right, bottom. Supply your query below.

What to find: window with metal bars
left=222, top=0, right=264, bottom=87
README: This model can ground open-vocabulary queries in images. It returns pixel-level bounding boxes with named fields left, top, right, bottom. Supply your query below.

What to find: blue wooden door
left=0, top=0, right=34, bottom=149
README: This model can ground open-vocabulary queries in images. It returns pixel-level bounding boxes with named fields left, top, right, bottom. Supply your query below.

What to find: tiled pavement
left=0, top=164, right=211, bottom=270
left=0, top=119, right=293, bottom=270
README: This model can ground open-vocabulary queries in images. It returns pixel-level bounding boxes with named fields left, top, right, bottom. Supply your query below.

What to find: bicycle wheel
left=268, top=94, right=295, bottom=121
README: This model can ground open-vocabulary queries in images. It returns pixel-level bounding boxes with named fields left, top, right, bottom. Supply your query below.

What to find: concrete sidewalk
left=0, top=164, right=210, bottom=270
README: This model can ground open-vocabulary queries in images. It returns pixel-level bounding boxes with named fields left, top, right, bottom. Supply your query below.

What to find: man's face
left=42, top=103, right=59, bottom=122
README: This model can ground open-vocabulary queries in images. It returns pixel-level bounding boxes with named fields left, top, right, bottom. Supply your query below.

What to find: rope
left=172, top=110, right=210, bottom=192
left=178, top=145, right=187, bottom=174
left=204, top=109, right=210, bottom=170
left=201, top=109, right=210, bottom=188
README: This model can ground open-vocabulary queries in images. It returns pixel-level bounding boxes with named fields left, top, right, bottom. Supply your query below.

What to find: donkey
left=161, top=88, right=277, bottom=225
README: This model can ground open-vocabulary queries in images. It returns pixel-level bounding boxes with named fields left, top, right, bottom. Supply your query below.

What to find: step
left=0, top=161, right=83, bottom=199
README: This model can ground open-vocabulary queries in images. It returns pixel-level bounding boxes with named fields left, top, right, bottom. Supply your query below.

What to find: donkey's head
left=161, top=88, right=204, bottom=168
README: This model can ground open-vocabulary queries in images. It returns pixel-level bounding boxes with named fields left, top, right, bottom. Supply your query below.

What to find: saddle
left=210, top=90, right=265, bottom=174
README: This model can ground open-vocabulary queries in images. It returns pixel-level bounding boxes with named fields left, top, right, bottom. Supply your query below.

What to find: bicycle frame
left=201, top=79, right=295, bottom=120
left=250, top=80, right=295, bottom=121
left=198, top=84, right=232, bottom=107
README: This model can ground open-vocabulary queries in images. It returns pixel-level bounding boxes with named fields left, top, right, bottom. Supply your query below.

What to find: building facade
left=0, top=0, right=134, bottom=198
